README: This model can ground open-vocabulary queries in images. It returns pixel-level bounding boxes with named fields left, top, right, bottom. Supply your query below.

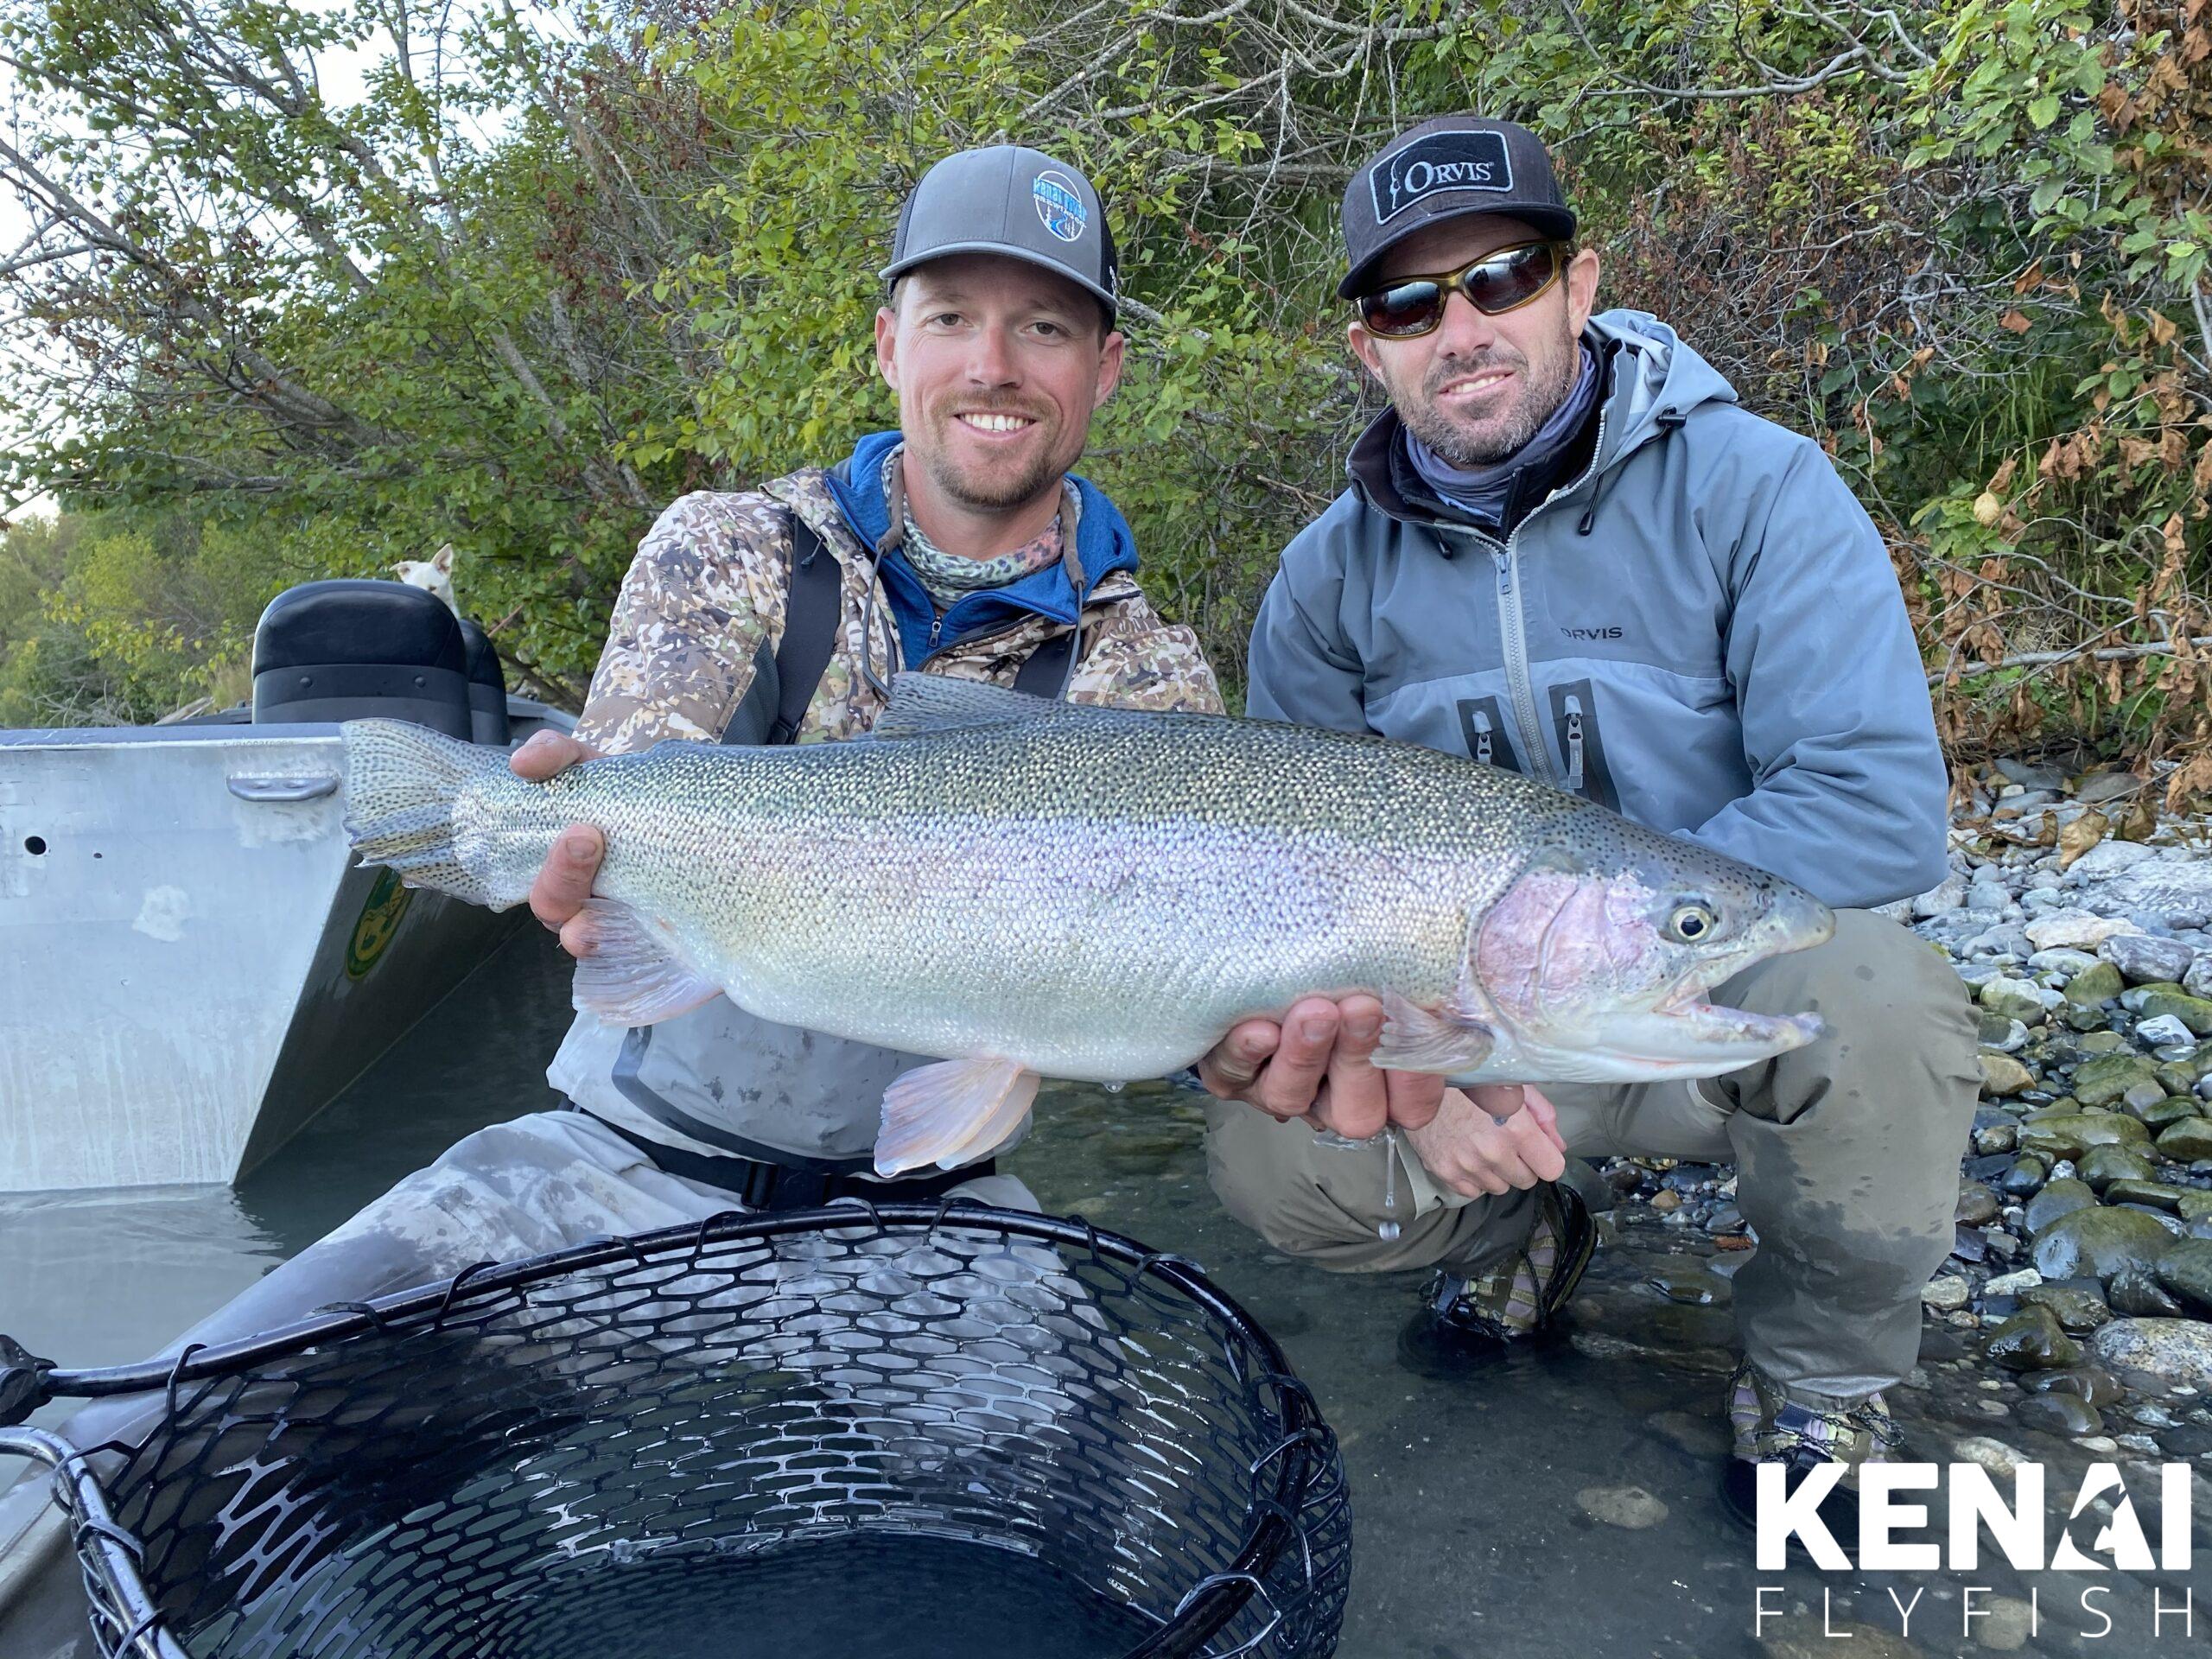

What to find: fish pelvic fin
left=874, top=1057, right=1040, bottom=1177
left=1373, top=988, right=1497, bottom=1076
left=340, top=718, right=519, bottom=908
left=570, top=899, right=725, bottom=1025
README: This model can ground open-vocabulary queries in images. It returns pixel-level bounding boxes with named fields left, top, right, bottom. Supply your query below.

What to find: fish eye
left=1666, top=901, right=1718, bottom=944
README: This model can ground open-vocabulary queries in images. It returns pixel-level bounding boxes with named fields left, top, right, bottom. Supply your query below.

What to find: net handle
left=1167, top=1572, right=1284, bottom=1659
left=0, top=1428, right=194, bottom=1659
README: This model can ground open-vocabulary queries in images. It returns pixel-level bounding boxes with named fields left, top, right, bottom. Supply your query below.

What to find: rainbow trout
left=341, top=675, right=1833, bottom=1176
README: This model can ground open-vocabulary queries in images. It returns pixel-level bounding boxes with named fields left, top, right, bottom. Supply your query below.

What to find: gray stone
left=1998, top=759, right=2068, bottom=789
left=2092, top=1318, right=2212, bottom=1389
left=2104, top=933, right=2197, bottom=984
left=2019, top=1109, right=2150, bottom=1157
left=2074, top=769, right=2146, bottom=805
left=1575, top=1484, right=1669, bottom=1529
left=1977, top=1050, right=2036, bottom=1096
left=2101, top=1178, right=2185, bottom=1212
left=2153, top=1237, right=2212, bottom=1316
left=2137, top=1095, right=2201, bottom=1132
left=2029, top=947, right=2101, bottom=976
left=2187, top=954, right=2212, bottom=999
left=1913, top=871, right=1967, bottom=917
left=1984, top=1267, right=2044, bottom=1297
left=2139, top=989, right=2212, bottom=1038
left=1758, top=1618, right=1927, bottom=1659
left=2158, top=1119, right=2212, bottom=1162
left=2018, top=1281, right=2112, bottom=1332
left=1998, top=1154, right=2049, bottom=1197
left=2120, top=981, right=2184, bottom=1014
left=1980, top=976, right=2048, bottom=1024
left=1922, top=1274, right=1971, bottom=1313
left=2024, top=1179, right=2098, bottom=1234
left=2077, top=1144, right=2156, bottom=1191
left=2066, top=961, right=2126, bottom=1005
left=2070, top=1053, right=2163, bottom=1108
left=2025, top=909, right=2141, bottom=950
left=1974, top=1123, right=2018, bottom=1154
left=2014, top=1391, right=2104, bottom=1437
left=2121, top=1078, right=2171, bottom=1116
left=1955, top=1181, right=2001, bottom=1224
left=2138, top=1013, right=2199, bottom=1046
left=2109, top=1263, right=2187, bottom=1317
left=2070, top=838, right=2161, bottom=878
left=1985, top=1305, right=2082, bottom=1370
left=2031, top=1205, right=2177, bottom=1281
left=1645, top=1408, right=1731, bottom=1459
left=1974, top=1595, right=2037, bottom=1653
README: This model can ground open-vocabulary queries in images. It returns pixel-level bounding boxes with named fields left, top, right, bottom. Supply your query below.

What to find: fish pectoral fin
left=874, top=1057, right=1040, bottom=1177
left=569, top=899, right=725, bottom=1026
left=1372, top=989, right=1497, bottom=1075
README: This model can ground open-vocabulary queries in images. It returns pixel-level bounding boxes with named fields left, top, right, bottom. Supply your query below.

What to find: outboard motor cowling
left=251, top=580, right=473, bottom=738
left=458, top=618, right=511, bottom=746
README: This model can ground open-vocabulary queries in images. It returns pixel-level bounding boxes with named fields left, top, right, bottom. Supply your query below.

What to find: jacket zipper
left=1490, top=544, right=1555, bottom=787
left=1449, top=405, right=1615, bottom=791
left=1563, top=696, right=1586, bottom=794
left=1468, top=707, right=1494, bottom=766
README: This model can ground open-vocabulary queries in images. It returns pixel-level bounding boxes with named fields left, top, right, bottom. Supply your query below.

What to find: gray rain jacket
left=1247, top=308, right=1948, bottom=910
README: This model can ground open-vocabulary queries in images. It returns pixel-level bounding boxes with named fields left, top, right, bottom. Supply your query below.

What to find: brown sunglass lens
left=1463, top=245, right=1558, bottom=311
left=1360, top=280, right=1446, bottom=338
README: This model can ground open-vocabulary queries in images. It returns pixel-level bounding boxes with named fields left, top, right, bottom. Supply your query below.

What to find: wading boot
left=1719, top=1359, right=1902, bottom=1548
left=1407, top=1179, right=1596, bottom=1365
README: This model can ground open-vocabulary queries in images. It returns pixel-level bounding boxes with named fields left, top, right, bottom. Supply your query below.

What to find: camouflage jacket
left=575, top=467, right=1223, bottom=753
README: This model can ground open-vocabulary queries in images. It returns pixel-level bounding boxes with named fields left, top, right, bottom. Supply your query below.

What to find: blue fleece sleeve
left=1683, top=443, right=1949, bottom=909
left=1245, top=546, right=1371, bottom=734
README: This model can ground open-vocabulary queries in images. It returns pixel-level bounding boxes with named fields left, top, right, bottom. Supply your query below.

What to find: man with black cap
left=92, top=145, right=1224, bottom=1376
left=1197, top=116, right=1979, bottom=1530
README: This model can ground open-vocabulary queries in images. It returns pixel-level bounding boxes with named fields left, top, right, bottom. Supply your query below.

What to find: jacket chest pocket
left=1548, top=679, right=1619, bottom=811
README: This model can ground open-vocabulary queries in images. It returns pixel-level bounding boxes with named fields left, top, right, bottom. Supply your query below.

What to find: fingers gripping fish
left=340, top=675, right=1833, bottom=1178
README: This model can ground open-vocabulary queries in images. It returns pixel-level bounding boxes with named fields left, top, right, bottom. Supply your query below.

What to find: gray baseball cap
left=1339, top=117, right=1576, bottom=299
left=881, top=145, right=1121, bottom=324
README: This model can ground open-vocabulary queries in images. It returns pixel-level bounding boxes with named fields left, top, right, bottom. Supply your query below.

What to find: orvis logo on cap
left=1033, top=170, right=1088, bottom=243
left=1370, top=130, right=1512, bottom=225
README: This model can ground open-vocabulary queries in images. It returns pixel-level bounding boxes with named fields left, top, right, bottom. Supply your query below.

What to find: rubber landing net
left=1, top=1203, right=1350, bottom=1659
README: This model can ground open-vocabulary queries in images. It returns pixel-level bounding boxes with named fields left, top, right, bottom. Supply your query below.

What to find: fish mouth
left=1650, top=983, right=1826, bottom=1048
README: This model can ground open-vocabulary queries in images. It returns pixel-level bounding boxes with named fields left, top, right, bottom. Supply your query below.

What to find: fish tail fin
left=340, top=718, right=524, bottom=909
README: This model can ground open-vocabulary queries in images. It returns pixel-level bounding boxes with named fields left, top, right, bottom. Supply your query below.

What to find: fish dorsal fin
left=868, top=671, right=1074, bottom=740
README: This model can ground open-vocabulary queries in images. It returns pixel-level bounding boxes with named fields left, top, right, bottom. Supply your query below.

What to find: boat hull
left=0, top=722, right=542, bottom=1192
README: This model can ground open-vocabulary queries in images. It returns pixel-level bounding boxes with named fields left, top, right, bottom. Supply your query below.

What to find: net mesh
left=48, top=1207, right=1349, bottom=1659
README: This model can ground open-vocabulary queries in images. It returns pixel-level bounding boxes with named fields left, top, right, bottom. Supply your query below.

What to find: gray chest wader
left=578, top=514, right=1078, bottom=1206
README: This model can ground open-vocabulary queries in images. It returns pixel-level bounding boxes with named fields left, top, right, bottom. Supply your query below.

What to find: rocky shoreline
left=1606, top=756, right=2212, bottom=1464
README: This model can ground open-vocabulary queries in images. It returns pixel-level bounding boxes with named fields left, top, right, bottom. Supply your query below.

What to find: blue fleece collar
left=822, top=430, right=1141, bottom=667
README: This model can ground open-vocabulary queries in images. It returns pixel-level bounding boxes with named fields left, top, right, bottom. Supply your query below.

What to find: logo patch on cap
left=1370, top=130, right=1511, bottom=226
left=1033, top=169, right=1088, bottom=243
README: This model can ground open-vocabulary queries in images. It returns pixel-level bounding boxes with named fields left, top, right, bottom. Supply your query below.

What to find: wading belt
left=578, top=1107, right=993, bottom=1212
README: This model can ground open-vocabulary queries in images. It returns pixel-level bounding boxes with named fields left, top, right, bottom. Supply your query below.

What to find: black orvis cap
left=882, top=144, right=1120, bottom=324
left=1338, top=117, right=1577, bottom=300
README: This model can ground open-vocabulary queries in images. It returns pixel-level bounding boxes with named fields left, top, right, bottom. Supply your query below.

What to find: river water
left=2, top=928, right=2201, bottom=1658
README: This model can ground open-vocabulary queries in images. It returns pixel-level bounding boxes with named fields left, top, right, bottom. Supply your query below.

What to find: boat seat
left=251, top=580, right=474, bottom=738
left=458, top=618, right=511, bottom=746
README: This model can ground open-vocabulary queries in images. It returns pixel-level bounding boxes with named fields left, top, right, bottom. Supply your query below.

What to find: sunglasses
left=1354, top=241, right=1569, bottom=340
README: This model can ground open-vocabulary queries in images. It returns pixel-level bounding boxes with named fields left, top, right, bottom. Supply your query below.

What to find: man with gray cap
left=96, top=145, right=1224, bottom=1372
left=1197, top=115, right=1979, bottom=1533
